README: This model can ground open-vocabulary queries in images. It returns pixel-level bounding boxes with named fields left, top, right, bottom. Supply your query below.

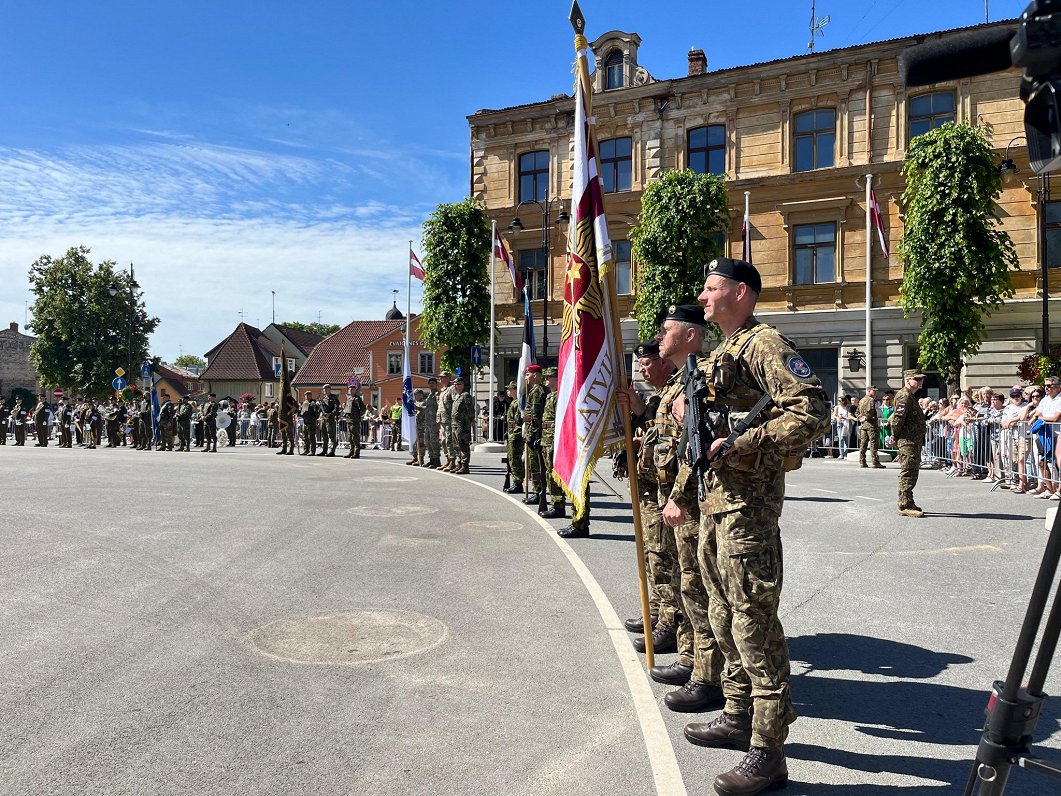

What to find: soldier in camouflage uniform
left=522, top=365, right=547, bottom=504
left=201, top=393, right=219, bottom=453
left=856, top=386, right=885, bottom=468
left=410, top=388, right=427, bottom=465
left=503, top=382, right=524, bottom=492
left=683, top=258, right=830, bottom=796
left=890, top=369, right=928, bottom=517
left=539, top=367, right=566, bottom=518
left=652, top=306, right=726, bottom=712
left=436, top=371, right=455, bottom=471
left=450, top=378, right=475, bottom=473
left=343, top=386, right=365, bottom=459
left=422, top=377, right=441, bottom=468
left=318, top=384, right=340, bottom=457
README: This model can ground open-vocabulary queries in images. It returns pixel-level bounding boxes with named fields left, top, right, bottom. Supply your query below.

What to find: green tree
left=630, top=169, right=729, bottom=338
left=279, top=320, right=340, bottom=337
left=418, top=198, right=491, bottom=375
left=173, top=354, right=206, bottom=370
left=898, top=122, right=1017, bottom=389
left=28, top=246, right=159, bottom=397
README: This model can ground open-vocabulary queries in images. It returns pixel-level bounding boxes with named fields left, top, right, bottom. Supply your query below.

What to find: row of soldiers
left=403, top=372, right=476, bottom=473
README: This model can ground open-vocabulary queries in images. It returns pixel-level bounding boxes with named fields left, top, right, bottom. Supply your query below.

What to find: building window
left=264, top=382, right=274, bottom=398
left=599, top=137, right=632, bottom=193
left=793, top=109, right=836, bottom=172
left=520, top=249, right=548, bottom=300
left=614, top=240, right=632, bottom=294
left=909, top=91, right=956, bottom=139
left=793, top=222, right=837, bottom=284
left=387, top=352, right=401, bottom=375
left=518, top=150, right=549, bottom=204
left=1045, top=201, right=1061, bottom=268
left=605, top=50, right=623, bottom=90
left=688, top=125, right=725, bottom=176
left=419, top=352, right=435, bottom=374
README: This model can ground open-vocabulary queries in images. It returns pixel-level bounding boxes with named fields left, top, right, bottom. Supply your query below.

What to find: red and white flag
left=552, top=39, right=622, bottom=520
left=409, top=249, right=426, bottom=281
left=494, top=230, right=523, bottom=291
left=870, top=188, right=889, bottom=260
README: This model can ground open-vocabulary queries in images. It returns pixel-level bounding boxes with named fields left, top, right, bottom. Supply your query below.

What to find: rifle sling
left=712, top=392, right=774, bottom=460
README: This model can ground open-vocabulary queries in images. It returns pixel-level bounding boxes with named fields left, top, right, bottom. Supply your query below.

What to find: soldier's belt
left=542, top=422, right=554, bottom=429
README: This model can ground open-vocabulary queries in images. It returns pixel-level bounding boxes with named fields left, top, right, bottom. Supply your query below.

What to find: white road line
left=855, top=495, right=882, bottom=501
left=377, top=460, right=688, bottom=796
left=811, top=488, right=837, bottom=493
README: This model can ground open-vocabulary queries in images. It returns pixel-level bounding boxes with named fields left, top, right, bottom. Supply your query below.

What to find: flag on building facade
left=409, top=249, right=426, bottom=281
left=516, top=287, right=535, bottom=410
left=869, top=188, right=889, bottom=259
left=552, top=34, right=621, bottom=520
left=494, top=230, right=523, bottom=291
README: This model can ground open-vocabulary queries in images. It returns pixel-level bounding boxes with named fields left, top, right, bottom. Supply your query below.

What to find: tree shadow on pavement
left=925, top=512, right=1036, bottom=521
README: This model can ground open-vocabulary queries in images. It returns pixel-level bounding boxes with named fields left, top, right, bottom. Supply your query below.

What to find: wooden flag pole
left=569, top=0, right=654, bottom=670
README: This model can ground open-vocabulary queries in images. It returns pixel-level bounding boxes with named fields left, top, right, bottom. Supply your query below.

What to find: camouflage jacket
left=437, top=385, right=454, bottom=425
left=662, top=358, right=709, bottom=514
left=423, top=392, right=439, bottom=429
left=856, top=395, right=879, bottom=428
left=633, top=389, right=662, bottom=497
left=700, top=316, right=830, bottom=517
left=541, top=390, right=558, bottom=448
left=451, top=392, right=474, bottom=428
left=343, top=393, right=365, bottom=419
left=524, top=383, right=548, bottom=439
left=890, top=387, right=926, bottom=443
left=506, top=397, right=523, bottom=440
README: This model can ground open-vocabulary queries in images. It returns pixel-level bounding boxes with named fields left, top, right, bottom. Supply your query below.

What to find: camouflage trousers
left=639, top=495, right=680, bottom=632
left=675, top=512, right=723, bottom=685
left=414, top=419, right=427, bottom=462
left=320, top=416, right=338, bottom=453
left=526, top=441, right=543, bottom=493
left=544, top=444, right=564, bottom=508
left=450, top=423, right=471, bottom=467
left=859, top=425, right=880, bottom=465
left=897, top=440, right=923, bottom=509
left=699, top=505, right=794, bottom=747
left=507, top=432, right=525, bottom=482
left=346, top=416, right=362, bottom=454
left=424, top=422, right=441, bottom=464
left=159, top=420, right=175, bottom=450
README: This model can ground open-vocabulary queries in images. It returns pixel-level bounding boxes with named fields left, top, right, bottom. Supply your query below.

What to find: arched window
left=605, top=50, right=624, bottom=90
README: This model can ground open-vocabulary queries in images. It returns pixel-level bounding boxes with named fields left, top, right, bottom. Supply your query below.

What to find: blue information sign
left=140, top=363, right=151, bottom=378
left=112, top=377, right=127, bottom=390
left=470, top=346, right=482, bottom=366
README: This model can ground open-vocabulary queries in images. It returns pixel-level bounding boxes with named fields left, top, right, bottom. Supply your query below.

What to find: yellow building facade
left=469, top=21, right=1051, bottom=399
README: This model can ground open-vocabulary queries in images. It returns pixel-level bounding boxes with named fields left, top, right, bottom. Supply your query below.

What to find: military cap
left=453, top=377, right=466, bottom=386
left=904, top=369, right=926, bottom=379
left=705, top=257, right=762, bottom=294
left=441, top=370, right=452, bottom=377
left=662, top=304, right=707, bottom=328
left=413, top=388, right=425, bottom=396
left=208, top=392, right=216, bottom=397
left=507, top=381, right=517, bottom=390
left=526, top=364, right=542, bottom=373
left=634, top=339, right=661, bottom=358
left=428, top=376, right=438, bottom=383
left=544, top=367, right=558, bottom=377
left=322, top=383, right=332, bottom=389
left=866, top=385, right=878, bottom=391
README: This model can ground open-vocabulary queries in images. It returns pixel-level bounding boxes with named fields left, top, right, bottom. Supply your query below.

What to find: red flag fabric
left=552, top=40, right=622, bottom=520
left=494, top=231, right=523, bottom=291
left=409, top=249, right=426, bottom=281
left=870, top=188, right=889, bottom=260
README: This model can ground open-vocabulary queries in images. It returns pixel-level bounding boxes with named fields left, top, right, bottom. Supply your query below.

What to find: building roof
left=271, top=324, right=325, bottom=355
left=201, top=323, right=281, bottom=381
left=154, top=363, right=195, bottom=398
left=293, top=318, right=410, bottom=386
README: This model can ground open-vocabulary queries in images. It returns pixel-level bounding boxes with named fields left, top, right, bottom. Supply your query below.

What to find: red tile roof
left=293, top=317, right=416, bottom=386
left=201, top=323, right=281, bottom=381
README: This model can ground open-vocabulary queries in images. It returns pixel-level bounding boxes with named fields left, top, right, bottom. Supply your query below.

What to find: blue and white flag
left=516, top=286, right=536, bottom=411
left=401, top=342, right=417, bottom=449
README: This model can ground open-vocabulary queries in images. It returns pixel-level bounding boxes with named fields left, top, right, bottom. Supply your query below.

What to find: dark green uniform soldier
left=411, top=388, right=428, bottom=465
left=0, top=401, right=9, bottom=445
left=450, top=378, right=475, bottom=474
left=503, top=382, right=524, bottom=491
left=856, top=386, right=885, bottom=468
left=201, top=393, right=218, bottom=453
left=299, top=391, right=319, bottom=456
left=422, top=378, right=441, bottom=468
left=277, top=392, right=297, bottom=455
left=522, top=365, right=547, bottom=504
left=176, top=396, right=193, bottom=451
left=683, top=258, right=830, bottom=795
left=540, top=368, right=565, bottom=518
left=136, top=397, right=153, bottom=450
left=318, top=385, right=340, bottom=457
left=33, top=394, right=48, bottom=447
left=343, top=387, right=365, bottom=459
left=891, top=369, right=928, bottom=517
left=157, top=392, right=176, bottom=451
left=12, top=398, right=27, bottom=445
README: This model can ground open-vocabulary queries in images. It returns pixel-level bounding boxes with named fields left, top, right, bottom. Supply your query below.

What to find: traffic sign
left=471, top=346, right=482, bottom=366
left=140, top=363, right=151, bottom=378
left=52, top=388, right=64, bottom=399
left=115, top=367, right=125, bottom=377
left=112, top=377, right=127, bottom=390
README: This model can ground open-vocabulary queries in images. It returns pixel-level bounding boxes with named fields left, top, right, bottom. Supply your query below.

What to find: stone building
left=469, top=20, right=1045, bottom=399
left=0, top=322, right=41, bottom=400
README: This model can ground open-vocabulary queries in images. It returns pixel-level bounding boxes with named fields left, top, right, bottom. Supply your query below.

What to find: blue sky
left=0, top=0, right=1029, bottom=360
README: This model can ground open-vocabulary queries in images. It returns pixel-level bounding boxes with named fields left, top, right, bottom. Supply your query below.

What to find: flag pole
left=865, top=175, right=873, bottom=391
left=569, top=1, right=654, bottom=669
left=488, top=220, right=497, bottom=442
left=406, top=240, right=414, bottom=454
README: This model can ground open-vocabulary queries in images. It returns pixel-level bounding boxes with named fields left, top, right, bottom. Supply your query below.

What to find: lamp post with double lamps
left=107, top=262, right=140, bottom=378
left=509, top=194, right=570, bottom=360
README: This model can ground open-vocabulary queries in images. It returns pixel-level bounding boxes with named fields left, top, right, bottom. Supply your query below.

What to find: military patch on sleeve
left=785, top=355, right=813, bottom=379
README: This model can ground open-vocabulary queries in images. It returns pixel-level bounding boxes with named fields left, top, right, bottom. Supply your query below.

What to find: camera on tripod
left=901, top=0, right=1061, bottom=173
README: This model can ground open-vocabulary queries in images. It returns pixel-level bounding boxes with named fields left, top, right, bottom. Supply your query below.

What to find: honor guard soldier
left=449, top=377, right=474, bottom=474
left=157, top=391, right=176, bottom=451
left=11, top=397, right=27, bottom=445
left=410, top=388, right=428, bottom=465
left=343, top=385, right=366, bottom=459
left=522, top=364, right=547, bottom=503
left=539, top=368, right=565, bottom=518
left=57, top=398, right=73, bottom=448
left=856, top=385, right=885, bottom=468
left=32, top=393, right=49, bottom=446
left=299, top=390, right=319, bottom=455
left=266, top=401, right=280, bottom=448
left=683, top=257, right=830, bottom=795
left=437, top=371, right=455, bottom=470
left=318, top=384, right=340, bottom=457
left=0, top=400, right=9, bottom=445
left=422, top=377, right=441, bottom=468
left=503, top=381, right=525, bottom=492
left=201, top=393, right=219, bottom=453
left=103, top=399, right=119, bottom=447
left=176, top=396, right=193, bottom=451
left=891, top=369, right=928, bottom=517
left=276, top=391, right=297, bottom=455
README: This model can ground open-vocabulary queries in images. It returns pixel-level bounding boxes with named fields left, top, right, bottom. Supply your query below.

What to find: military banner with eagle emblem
left=551, top=17, right=623, bottom=520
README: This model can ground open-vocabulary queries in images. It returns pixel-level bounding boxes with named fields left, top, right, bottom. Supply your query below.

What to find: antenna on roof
left=808, top=0, right=830, bottom=52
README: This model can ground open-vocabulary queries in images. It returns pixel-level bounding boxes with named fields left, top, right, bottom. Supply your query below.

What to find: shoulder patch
left=786, top=355, right=813, bottom=379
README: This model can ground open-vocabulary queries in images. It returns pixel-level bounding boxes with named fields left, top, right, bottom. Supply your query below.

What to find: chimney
left=688, top=48, right=707, bottom=76
left=9, top=321, right=17, bottom=333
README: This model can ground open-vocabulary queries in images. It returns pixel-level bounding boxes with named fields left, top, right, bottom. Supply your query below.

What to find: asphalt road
left=2, top=442, right=1059, bottom=796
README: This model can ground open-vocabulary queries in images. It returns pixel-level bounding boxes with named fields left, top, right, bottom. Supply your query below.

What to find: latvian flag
left=494, top=230, right=523, bottom=291
left=409, top=249, right=426, bottom=281
left=870, top=188, right=889, bottom=260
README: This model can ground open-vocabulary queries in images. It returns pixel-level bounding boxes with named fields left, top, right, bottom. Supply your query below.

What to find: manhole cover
left=359, top=476, right=419, bottom=483
left=461, top=520, right=524, bottom=532
left=247, top=610, right=447, bottom=665
left=345, top=505, right=438, bottom=517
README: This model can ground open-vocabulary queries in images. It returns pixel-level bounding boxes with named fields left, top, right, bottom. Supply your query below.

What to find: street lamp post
left=108, top=262, right=140, bottom=378
left=509, top=194, right=569, bottom=360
